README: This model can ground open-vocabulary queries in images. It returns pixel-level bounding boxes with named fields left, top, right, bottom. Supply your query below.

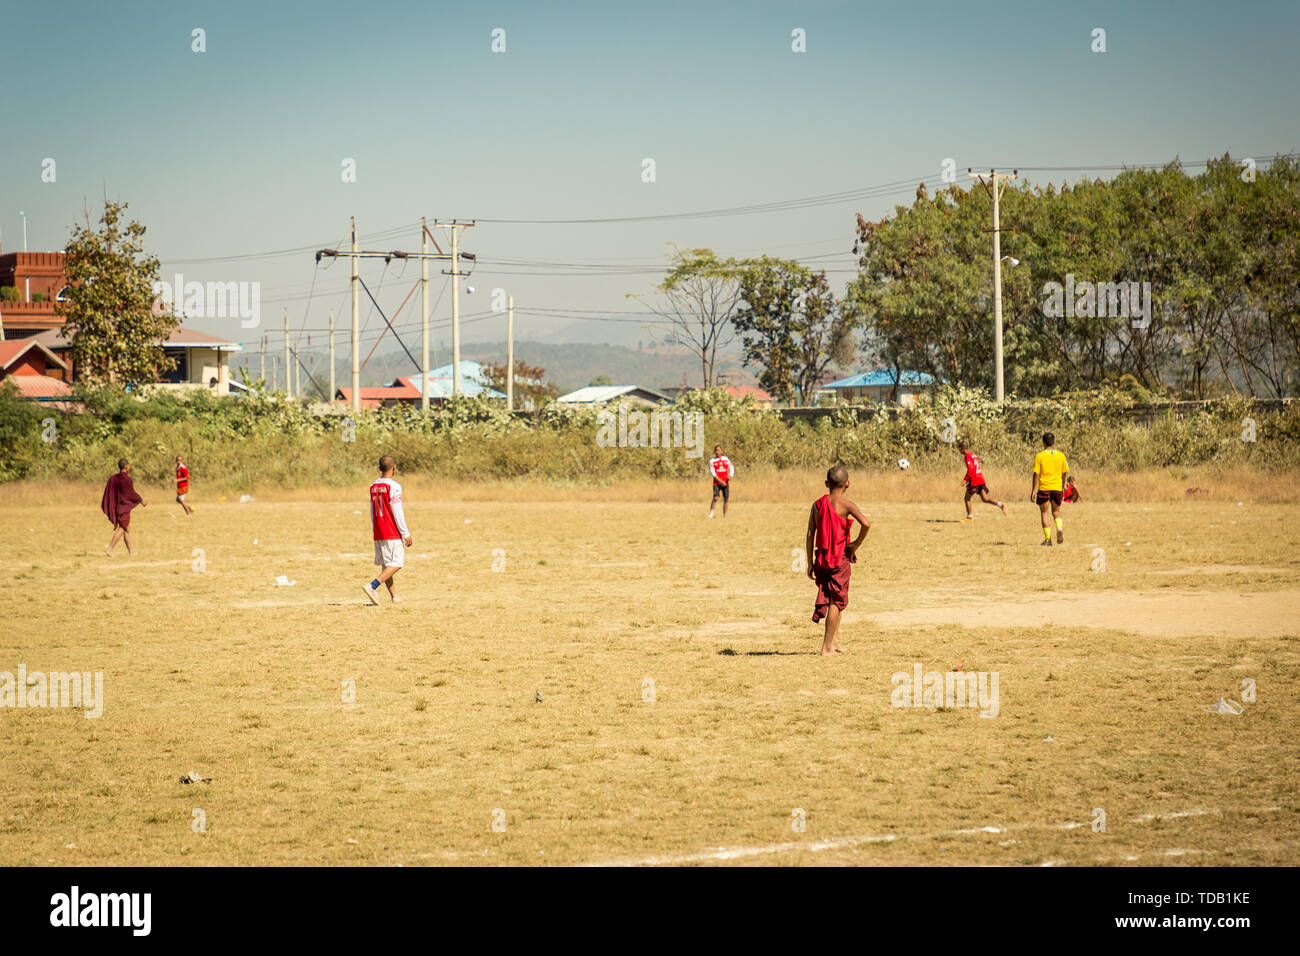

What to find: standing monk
left=102, top=458, right=147, bottom=556
left=805, top=465, right=870, bottom=655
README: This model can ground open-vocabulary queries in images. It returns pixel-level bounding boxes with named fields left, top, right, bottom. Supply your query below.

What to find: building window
left=159, top=349, right=188, bottom=383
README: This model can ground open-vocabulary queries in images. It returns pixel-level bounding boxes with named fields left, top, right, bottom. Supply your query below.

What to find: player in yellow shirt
left=1030, top=432, right=1069, bottom=546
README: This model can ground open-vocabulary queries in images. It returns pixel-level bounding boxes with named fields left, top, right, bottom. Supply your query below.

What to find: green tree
left=846, top=184, right=990, bottom=389
left=733, top=257, right=856, bottom=404
left=58, top=200, right=176, bottom=387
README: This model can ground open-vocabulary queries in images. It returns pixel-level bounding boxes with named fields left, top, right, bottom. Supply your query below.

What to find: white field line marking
left=580, top=806, right=1282, bottom=868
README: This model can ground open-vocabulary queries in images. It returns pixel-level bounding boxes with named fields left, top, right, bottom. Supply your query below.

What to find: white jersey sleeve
left=389, top=481, right=410, bottom=537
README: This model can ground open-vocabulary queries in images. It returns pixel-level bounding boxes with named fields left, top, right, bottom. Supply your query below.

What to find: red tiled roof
left=2, top=374, right=73, bottom=399
left=335, top=385, right=421, bottom=401
left=0, top=338, right=68, bottom=372
left=722, top=384, right=773, bottom=401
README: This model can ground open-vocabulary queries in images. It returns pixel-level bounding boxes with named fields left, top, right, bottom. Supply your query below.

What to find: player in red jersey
left=362, top=455, right=412, bottom=605
left=958, top=440, right=1008, bottom=521
left=804, top=465, right=869, bottom=656
left=174, top=455, right=194, bottom=515
left=1062, top=475, right=1082, bottom=504
left=708, top=445, right=734, bottom=518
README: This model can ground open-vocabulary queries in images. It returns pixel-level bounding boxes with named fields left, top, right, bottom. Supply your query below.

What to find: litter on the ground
left=1206, top=697, right=1244, bottom=715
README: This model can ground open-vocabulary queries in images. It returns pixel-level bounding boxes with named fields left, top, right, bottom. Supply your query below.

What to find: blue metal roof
left=824, top=369, right=936, bottom=389
left=404, top=361, right=505, bottom=399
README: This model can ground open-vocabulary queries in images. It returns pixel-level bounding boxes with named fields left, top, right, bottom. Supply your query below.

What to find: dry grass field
left=2, top=466, right=1298, bottom=866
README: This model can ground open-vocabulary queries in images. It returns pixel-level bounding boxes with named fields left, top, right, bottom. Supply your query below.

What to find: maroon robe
left=811, top=495, right=856, bottom=623
left=102, top=472, right=143, bottom=527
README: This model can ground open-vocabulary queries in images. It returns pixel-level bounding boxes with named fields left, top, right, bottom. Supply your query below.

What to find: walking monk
left=102, top=458, right=147, bottom=556
left=804, top=465, right=869, bottom=655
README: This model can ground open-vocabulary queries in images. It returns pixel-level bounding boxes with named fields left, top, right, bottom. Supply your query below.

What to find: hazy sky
left=2, top=0, right=1296, bottom=358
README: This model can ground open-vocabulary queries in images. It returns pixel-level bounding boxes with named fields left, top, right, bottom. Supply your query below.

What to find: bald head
left=826, top=465, right=849, bottom=489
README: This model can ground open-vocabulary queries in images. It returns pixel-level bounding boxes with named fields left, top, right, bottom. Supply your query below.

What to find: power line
left=152, top=153, right=1299, bottom=267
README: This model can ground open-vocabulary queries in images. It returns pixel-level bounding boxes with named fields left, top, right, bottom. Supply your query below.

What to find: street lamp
left=19, top=211, right=27, bottom=253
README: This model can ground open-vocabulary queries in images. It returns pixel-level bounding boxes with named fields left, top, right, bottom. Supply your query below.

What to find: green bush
left=3, top=384, right=1297, bottom=488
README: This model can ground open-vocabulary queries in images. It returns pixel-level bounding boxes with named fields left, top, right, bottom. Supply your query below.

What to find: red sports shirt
left=710, top=455, right=733, bottom=484
left=963, top=451, right=986, bottom=485
left=369, top=478, right=409, bottom=541
left=176, top=463, right=189, bottom=492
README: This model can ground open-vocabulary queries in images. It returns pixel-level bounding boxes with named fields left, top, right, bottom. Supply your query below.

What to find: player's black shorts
left=712, top=482, right=730, bottom=500
left=966, top=482, right=989, bottom=496
left=1036, top=490, right=1063, bottom=506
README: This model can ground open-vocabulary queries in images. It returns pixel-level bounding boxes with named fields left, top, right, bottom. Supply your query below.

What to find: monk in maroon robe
left=804, top=465, right=870, bottom=655
left=102, top=458, right=147, bottom=555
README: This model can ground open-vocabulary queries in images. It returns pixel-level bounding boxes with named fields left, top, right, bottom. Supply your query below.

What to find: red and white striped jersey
left=369, top=477, right=409, bottom=541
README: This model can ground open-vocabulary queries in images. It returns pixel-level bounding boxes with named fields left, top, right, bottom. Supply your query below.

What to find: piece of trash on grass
left=346, top=838, right=359, bottom=845
left=274, top=575, right=297, bottom=587
left=1043, top=736, right=1054, bottom=742
left=464, top=519, right=472, bottom=524
left=1206, top=698, right=1243, bottom=715
left=239, top=494, right=255, bottom=503
left=179, top=770, right=212, bottom=784
left=253, top=539, right=259, bottom=545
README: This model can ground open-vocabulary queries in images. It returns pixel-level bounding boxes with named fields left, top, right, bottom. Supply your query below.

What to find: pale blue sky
left=2, top=0, right=1296, bottom=355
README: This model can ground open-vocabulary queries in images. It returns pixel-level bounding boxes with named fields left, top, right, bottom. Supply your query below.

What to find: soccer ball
left=897, top=458, right=910, bottom=471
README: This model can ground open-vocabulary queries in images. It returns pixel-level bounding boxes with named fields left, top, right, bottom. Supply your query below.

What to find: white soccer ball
left=897, top=458, right=910, bottom=471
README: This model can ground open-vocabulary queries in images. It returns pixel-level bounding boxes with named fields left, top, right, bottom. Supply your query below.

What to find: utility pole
left=350, top=218, right=360, bottom=414
left=316, top=218, right=472, bottom=409
left=969, top=169, right=1017, bottom=402
left=506, top=295, right=515, bottom=411
left=450, top=226, right=461, bottom=396
left=421, top=217, right=430, bottom=411
left=431, top=220, right=476, bottom=395
left=259, top=335, right=265, bottom=384
left=283, top=311, right=291, bottom=398
left=328, top=312, right=336, bottom=402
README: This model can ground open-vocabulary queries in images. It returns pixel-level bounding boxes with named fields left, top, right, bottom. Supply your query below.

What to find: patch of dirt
left=871, top=589, right=1300, bottom=638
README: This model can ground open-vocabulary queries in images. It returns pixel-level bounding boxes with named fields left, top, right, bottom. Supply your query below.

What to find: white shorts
left=374, top=538, right=405, bottom=568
